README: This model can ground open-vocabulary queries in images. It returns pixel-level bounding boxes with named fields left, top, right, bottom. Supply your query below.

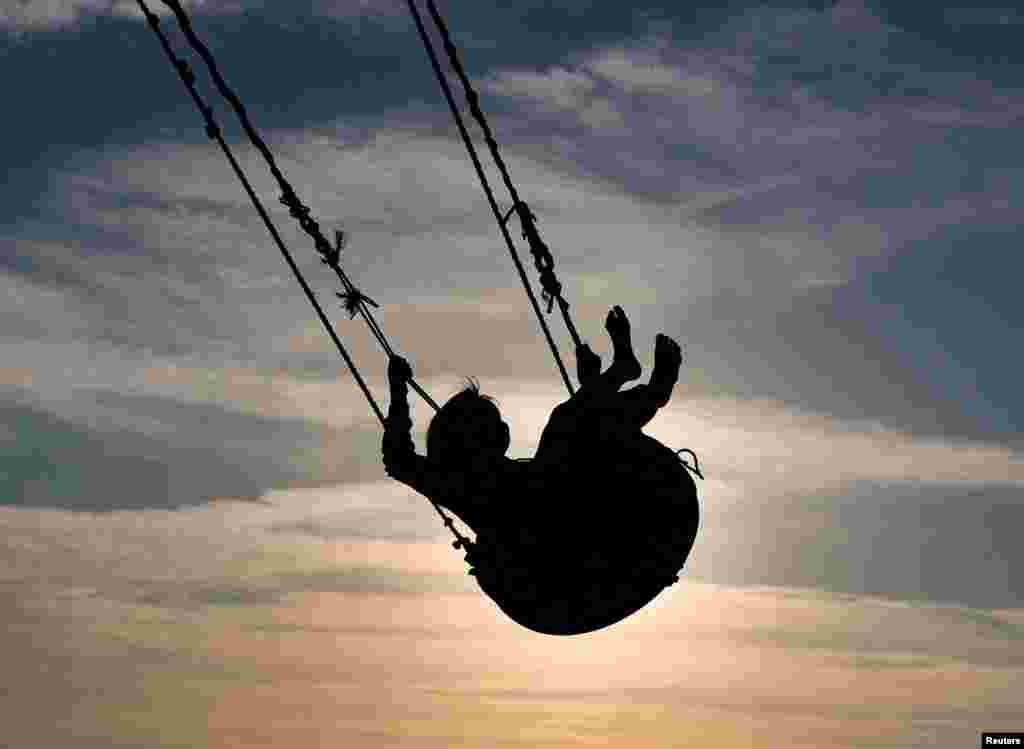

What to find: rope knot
left=675, top=448, right=704, bottom=480
left=318, top=229, right=344, bottom=267
left=511, top=201, right=563, bottom=311
left=314, top=236, right=335, bottom=265
left=175, top=59, right=195, bottom=85
left=283, top=198, right=309, bottom=222
left=336, top=288, right=379, bottom=319
left=537, top=268, right=562, bottom=312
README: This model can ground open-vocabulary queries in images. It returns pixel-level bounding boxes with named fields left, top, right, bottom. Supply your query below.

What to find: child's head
left=427, top=379, right=510, bottom=466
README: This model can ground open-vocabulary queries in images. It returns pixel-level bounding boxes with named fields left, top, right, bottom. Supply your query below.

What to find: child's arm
left=382, top=356, right=470, bottom=508
left=382, top=355, right=417, bottom=477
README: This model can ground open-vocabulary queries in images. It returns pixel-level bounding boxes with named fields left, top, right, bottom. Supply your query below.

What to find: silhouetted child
left=382, top=306, right=683, bottom=536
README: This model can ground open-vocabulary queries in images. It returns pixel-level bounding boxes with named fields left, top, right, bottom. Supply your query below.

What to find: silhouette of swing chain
left=404, top=0, right=576, bottom=396
left=136, top=0, right=468, bottom=551
left=150, top=0, right=440, bottom=417
left=422, top=0, right=583, bottom=351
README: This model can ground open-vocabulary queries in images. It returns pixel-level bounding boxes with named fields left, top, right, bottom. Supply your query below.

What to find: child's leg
left=536, top=310, right=657, bottom=467
left=647, top=333, right=682, bottom=407
left=575, top=343, right=601, bottom=388
left=579, top=306, right=641, bottom=397
left=610, top=334, right=683, bottom=431
left=613, top=385, right=661, bottom=431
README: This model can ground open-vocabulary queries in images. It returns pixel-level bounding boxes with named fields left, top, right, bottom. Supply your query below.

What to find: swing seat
left=465, top=433, right=699, bottom=636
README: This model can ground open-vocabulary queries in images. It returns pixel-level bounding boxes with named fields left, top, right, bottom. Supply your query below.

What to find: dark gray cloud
left=1, top=388, right=380, bottom=510
left=1, top=2, right=1020, bottom=614
left=470, top=10, right=1024, bottom=445
left=673, top=264, right=1024, bottom=449
left=690, top=480, right=1024, bottom=609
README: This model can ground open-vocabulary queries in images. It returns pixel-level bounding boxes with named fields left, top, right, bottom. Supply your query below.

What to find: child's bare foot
left=605, top=306, right=641, bottom=383
left=649, top=333, right=682, bottom=406
left=576, top=343, right=601, bottom=387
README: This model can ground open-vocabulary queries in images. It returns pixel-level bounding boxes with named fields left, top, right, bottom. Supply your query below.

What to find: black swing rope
left=412, top=1, right=702, bottom=483
left=144, top=0, right=440, bottom=415
left=419, top=0, right=584, bottom=348
left=403, top=0, right=579, bottom=395
left=144, top=0, right=584, bottom=402
left=135, top=0, right=476, bottom=549
left=414, top=1, right=703, bottom=482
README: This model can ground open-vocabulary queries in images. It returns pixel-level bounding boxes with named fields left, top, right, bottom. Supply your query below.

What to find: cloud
left=5, top=96, right=1021, bottom=527
left=481, top=66, right=625, bottom=131
left=0, top=392, right=359, bottom=510
left=0, top=492, right=471, bottom=608
left=9, top=14, right=1018, bottom=415
left=475, top=17, right=1024, bottom=244
left=7, top=125, right=1024, bottom=601
left=0, top=0, right=417, bottom=32
left=4, top=2, right=1022, bottom=507
left=480, top=59, right=1019, bottom=436
left=484, top=67, right=596, bottom=111
left=645, top=395, right=1024, bottom=607
left=4, top=126, right=714, bottom=393
left=2, top=535, right=1020, bottom=748
left=1, top=0, right=122, bottom=29
left=0, top=0, right=244, bottom=31
left=587, top=46, right=718, bottom=98
left=26, top=124, right=856, bottom=332
left=8, top=347, right=1023, bottom=604
left=692, top=478, right=1024, bottom=609
left=482, top=36, right=875, bottom=184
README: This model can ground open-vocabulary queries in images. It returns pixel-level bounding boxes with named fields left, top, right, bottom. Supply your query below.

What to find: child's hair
left=427, top=378, right=503, bottom=466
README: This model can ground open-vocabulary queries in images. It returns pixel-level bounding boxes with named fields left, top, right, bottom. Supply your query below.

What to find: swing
left=470, top=434, right=699, bottom=635
left=137, top=0, right=701, bottom=635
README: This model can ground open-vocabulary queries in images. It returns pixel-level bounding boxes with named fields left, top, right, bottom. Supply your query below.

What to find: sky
left=1, top=0, right=1022, bottom=745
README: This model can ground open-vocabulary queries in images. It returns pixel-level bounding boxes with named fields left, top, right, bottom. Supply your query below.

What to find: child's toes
left=605, top=306, right=630, bottom=336
left=614, top=306, right=630, bottom=329
left=669, top=340, right=683, bottom=365
left=654, top=334, right=682, bottom=367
